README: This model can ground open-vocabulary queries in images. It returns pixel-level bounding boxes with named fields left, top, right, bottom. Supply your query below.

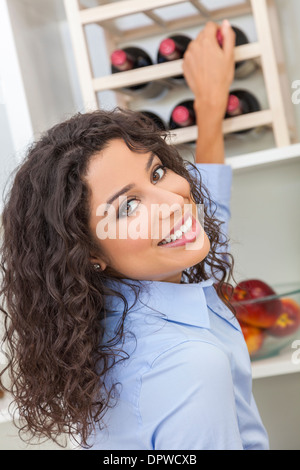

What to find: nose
left=149, top=186, right=185, bottom=218
left=148, top=187, right=187, bottom=241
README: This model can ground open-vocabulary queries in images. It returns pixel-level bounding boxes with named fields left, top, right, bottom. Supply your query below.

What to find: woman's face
left=86, top=139, right=210, bottom=283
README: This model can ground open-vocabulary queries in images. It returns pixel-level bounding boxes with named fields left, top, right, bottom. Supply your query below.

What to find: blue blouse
left=90, top=164, right=269, bottom=450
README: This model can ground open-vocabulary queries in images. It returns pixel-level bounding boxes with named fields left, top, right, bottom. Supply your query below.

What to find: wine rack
left=64, top=0, right=297, bottom=148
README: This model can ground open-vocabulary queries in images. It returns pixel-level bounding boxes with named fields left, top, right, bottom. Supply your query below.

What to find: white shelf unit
left=252, top=349, right=300, bottom=380
left=64, top=0, right=298, bottom=150
left=226, top=141, right=300, bottom=170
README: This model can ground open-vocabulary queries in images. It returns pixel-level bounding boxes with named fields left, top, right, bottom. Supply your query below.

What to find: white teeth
left=160, top=216, right=193, bottom=245
left=185, top=217, right=192, bottom=229
left=180, top=224, right=188, bottom=233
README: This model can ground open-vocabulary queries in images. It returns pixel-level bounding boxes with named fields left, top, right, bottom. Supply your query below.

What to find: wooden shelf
left=64, top=0, right=297, bottom=153
left=80, top=0, right=190, bottom=24
left=167, top=110, right=274, bottom=145
left=79, top=0, right=253, bottom=42
left=93, top=42, right=261, bottom=92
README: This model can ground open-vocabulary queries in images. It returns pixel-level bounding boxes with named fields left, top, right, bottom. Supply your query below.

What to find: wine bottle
left=169, top=100, right=196, bottom=129
left=225, top=90, right=261, bottom=134
left=157, top=34, right=191, bottom=82
left=110, top=47, right=165, bottom=99
left=140, top=111, right=167, bottom=131
left=217, top=25, right=257, bottom=78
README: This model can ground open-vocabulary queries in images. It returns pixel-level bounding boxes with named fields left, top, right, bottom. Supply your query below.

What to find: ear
left=90, top=258, right=107, bottom=272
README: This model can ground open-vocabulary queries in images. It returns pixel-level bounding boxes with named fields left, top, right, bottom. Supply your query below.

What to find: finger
left=194, top=21, right=218, bottom=43
left=221, top=19, right=236, bottom=59
left=204, top=21, right=219, bottom=36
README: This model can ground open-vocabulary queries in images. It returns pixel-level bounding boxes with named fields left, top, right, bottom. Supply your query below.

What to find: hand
left=182, top=20, right=236, bottom=164
left=183, top=20, right=236, bottom=124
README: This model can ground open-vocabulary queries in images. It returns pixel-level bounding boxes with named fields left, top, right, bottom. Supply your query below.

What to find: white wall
left=0, top=0, right=33, bottom=213
left=230, top=158, right=300, bottom=285
left=253, top=372, right=300, bottom=450
left=6, top=0, right=83, bottom=138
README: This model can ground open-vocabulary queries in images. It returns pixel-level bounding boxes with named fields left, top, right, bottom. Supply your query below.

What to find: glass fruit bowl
left=230, top=280, right=300, bottom=361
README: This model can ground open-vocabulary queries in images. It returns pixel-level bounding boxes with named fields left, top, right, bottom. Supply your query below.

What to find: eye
left=152, top=165, right=167, bottom=184
left=117, top=165, right=167, bottom=218
left=119, top=198, right=140, bottom=218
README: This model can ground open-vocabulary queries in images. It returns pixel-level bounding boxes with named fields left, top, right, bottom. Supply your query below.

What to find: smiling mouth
left=157, top=214, right=200, bottom=248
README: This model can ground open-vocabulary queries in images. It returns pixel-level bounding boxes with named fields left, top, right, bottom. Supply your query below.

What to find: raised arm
left=182, top=20, right=236, bottom=164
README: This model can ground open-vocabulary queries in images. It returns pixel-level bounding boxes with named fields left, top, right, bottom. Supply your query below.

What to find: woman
left=0, top=22, right=269, bottom=449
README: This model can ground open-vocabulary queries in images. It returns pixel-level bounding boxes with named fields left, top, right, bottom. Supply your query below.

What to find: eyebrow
left=106, top=153, right=156, bottom=206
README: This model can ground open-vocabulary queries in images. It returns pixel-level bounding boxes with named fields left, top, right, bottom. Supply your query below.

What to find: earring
left=93, top=263, right=101, bottom=271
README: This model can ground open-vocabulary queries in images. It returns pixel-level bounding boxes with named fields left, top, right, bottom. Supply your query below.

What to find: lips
left=158, top=213, right=195, bottom=246
left=158, top=215, right=201, bottom=249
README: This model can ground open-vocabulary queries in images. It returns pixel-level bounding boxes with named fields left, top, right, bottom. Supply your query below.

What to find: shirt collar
left=104, top=278, right=214, bottom=329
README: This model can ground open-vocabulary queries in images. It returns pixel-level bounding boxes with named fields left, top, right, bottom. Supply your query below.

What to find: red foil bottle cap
left=159, top=38, right=176, bottom=56
left=172, top=106, right=190, bottom=124
left=111, top=49, right=127, bottom=66
left=217, top=29, right=223, bottom=47
left=227, top=94, right=240, bottom=113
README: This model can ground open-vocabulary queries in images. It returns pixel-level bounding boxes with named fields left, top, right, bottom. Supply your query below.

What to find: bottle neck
left=159, top=38, right=182, bottom=61
left=227, top=95, right=243, bottom=117
left=172, top=106, right=194, bottom=127
left=111, top=50, right=134, bottom=71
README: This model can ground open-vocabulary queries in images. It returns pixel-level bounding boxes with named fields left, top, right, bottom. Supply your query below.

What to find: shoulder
left=149, top=339, right=232, bottom=384
left=186, top=162, right=232, bottom=182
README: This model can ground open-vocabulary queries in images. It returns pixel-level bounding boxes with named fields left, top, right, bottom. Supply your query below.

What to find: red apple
left=232, top=279, right=282, bottom=329
left=269, top=298, right=300, bottom=337
left=239, top=322, right=265, bottom=356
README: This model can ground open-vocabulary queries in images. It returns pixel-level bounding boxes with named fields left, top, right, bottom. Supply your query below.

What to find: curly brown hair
left=0, top=108, right=235, bottom=448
